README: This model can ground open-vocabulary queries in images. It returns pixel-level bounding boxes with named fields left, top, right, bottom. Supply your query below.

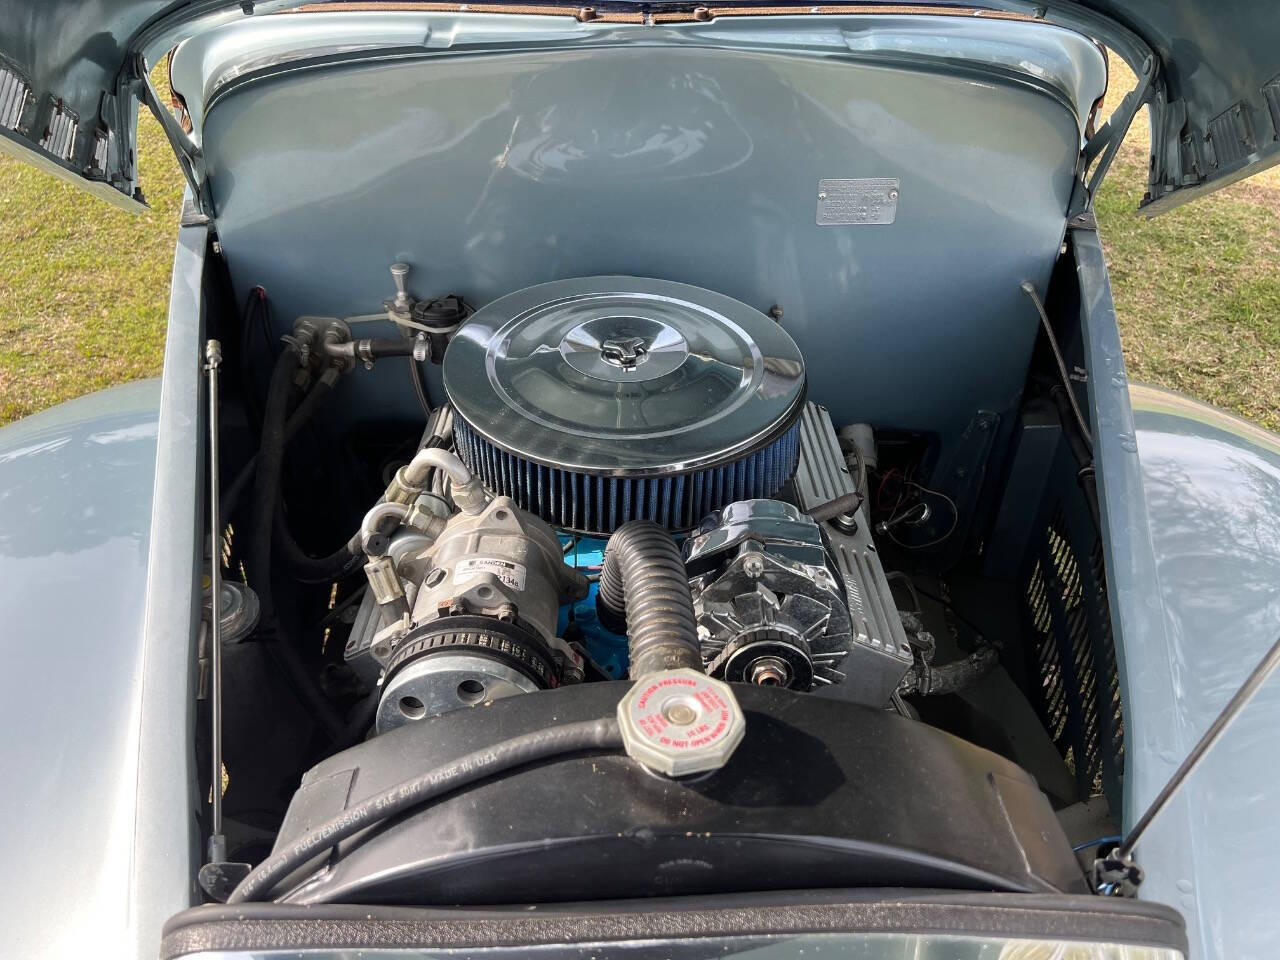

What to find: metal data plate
left=816, top=178, right=900, bottom=225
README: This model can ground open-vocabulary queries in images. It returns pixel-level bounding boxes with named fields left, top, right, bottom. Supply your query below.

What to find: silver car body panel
left=0, top=215, right=208, bottom=957
left=0, top=379, right=161, bottom=955
left=1077, top=225, right=1280, bottom=959
left=1128, top=383, right=1280, bottom=960
left=168, top=12, right=1109, bottom=147
left=127, top=214, right=209, bottom=955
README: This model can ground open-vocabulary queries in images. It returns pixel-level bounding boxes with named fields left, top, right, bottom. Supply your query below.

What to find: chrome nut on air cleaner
left=617, top=669, right=745, bottom=777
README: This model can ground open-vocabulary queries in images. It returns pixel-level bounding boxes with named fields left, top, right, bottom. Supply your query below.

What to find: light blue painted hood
left=0, top=0, right=1276, bottom=215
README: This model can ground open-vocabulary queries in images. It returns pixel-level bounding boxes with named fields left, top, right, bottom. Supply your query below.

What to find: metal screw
left=692, top=6, right=712, bottom=20
left=888, top=188, right=899, bottom=200
left=742, top=555, right=765, bottom=578
left=818, top=191, right=827, bottom=200
left=576, top=5, right=597, bottom=20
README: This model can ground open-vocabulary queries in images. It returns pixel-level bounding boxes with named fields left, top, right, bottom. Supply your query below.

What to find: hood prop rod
left=197, top=339, right=251, bottom=902
left=1095, top=630, right=1280, bottom=895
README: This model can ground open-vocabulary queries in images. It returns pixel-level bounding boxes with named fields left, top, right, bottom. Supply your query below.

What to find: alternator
left=685, top=500, right=852, bottom=690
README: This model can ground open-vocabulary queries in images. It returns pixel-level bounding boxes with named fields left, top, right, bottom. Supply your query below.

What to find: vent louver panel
left=1023, top=506, right=1124, bottom=806
left=39, top=100, right=78, bottom=161
left=0, top=66, right=30, bottom=130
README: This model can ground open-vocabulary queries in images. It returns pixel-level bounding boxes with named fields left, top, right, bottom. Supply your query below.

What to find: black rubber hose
left=596, top=521, right=702, bottom=679
left=913, top=645, right=1000, bottom=697
left=249, top=349, right=301, bottom=620
left=409, top=356, right=431, bottom=416
left=352, top=338, right=417, bottom=358
left=233, top=354, right=353, bottom=743
left=227, top=717, right=623, bottom=904
left=223, top=366, right=339, bottom=522
left=272, top=507, right=364, bottom=583
left=808, top=490, right=863, bottom=524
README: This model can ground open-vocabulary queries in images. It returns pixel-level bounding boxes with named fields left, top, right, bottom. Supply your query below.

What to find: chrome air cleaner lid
left=444, top=276, right=805, bottom=477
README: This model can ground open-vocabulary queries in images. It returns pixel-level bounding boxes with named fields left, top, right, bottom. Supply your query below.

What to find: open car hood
left=0, top=0, right=1277, bottom=216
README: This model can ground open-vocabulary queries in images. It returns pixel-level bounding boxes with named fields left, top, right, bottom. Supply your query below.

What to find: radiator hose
left=596, top=520, right=702, bottom=679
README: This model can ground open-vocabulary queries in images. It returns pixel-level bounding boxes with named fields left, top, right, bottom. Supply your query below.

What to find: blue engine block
left=556, top=535, right=630, bottom=679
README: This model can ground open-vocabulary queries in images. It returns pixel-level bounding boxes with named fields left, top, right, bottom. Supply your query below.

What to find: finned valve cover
left=446, top=276, right=806, bottom=534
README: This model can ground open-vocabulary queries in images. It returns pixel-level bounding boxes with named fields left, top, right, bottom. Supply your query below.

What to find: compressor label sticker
left=816, top=178, right=899, bottom=225
left=455, top=557, right=527, bottom=591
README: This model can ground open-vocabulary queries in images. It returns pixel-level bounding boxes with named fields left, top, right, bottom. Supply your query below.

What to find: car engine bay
left=151, top=10, right=1131, bottom=911
left=203, top=262, right=1117, bottom=907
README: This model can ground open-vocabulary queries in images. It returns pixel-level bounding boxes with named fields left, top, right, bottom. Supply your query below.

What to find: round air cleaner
left=445, top=276, right=805, bottom=534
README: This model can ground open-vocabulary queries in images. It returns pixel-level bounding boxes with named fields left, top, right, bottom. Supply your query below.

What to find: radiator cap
left=618, top=669, right=745, bottom=777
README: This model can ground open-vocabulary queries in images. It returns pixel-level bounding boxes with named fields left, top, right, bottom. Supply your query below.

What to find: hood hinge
left=130, top=53, right=214, bottom=215
left=1074, top=53, right=1157, bottom=216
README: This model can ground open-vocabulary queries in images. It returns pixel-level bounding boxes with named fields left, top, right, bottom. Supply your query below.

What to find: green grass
left=0, top=67, right=184, bottom=425
left=1094, top=62, right=1280, bottom=430
left=1, top=58, right=1277, bottom=428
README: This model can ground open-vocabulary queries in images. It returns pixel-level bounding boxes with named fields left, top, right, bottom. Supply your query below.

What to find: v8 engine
left=342, top=276, right=913, bottom=727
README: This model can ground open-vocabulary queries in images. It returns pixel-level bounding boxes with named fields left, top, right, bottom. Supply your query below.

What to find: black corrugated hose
left=596, top=520, right=702, bottom=678
left=228, top=717, right=623, bottom=903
